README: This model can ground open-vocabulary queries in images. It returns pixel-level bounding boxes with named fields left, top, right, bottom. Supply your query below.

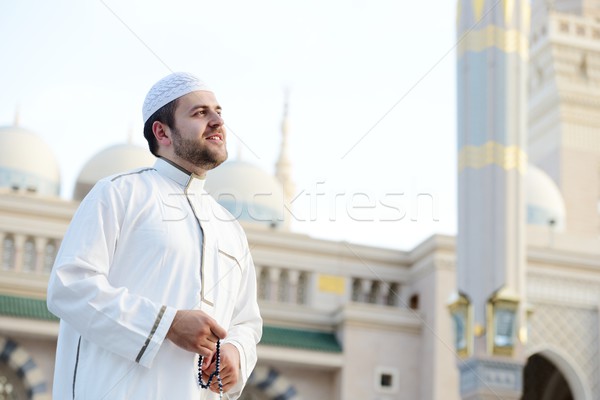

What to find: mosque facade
left=1, top=1, right=600, bottom=399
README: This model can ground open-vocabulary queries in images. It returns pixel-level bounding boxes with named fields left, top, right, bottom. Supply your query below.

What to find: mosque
left=1, top=0, right=600, bottom=399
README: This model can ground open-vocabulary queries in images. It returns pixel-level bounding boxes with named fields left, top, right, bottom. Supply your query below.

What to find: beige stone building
left=1, top=1, right=600, bottom=399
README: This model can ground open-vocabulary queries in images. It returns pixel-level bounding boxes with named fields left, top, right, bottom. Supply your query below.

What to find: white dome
left=74, top=143, right=155, bottom=200
left=205, top=161, right=285, bottom=228
left=526, top=164, right=566, bottom=231
left=0, top=126, right=60, bottom=196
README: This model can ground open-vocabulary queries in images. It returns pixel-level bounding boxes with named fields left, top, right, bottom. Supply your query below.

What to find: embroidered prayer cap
left=142, top=72, right=212, bottom=123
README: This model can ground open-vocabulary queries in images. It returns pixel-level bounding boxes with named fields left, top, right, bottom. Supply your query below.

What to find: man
left=47, top=72, right=262, bottom=399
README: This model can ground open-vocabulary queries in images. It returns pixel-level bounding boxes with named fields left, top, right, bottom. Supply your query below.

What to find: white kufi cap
left=142, top=72, right=212, bottom=123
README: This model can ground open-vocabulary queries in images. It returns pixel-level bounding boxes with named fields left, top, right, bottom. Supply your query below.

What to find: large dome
left=74, top=143, right=155, bottom=201
left=0, top=126, right=60, bottom=196
left=526, top=164, right=566, bottom=231
left=205, top=161, right=285, bottom=228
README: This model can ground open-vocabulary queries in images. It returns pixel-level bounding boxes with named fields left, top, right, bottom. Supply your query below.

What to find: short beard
left=171, top=127, right=227, bottom=171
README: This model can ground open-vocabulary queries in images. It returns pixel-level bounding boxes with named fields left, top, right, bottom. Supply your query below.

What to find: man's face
left=170, top=91, right=228, bottom=171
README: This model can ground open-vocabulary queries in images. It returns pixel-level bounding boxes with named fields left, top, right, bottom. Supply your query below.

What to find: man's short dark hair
left=143, top=98, right=179, bottom=157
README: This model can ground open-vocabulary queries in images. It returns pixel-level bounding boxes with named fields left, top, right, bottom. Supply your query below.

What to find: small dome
left=205, top=161, right=285, bottom=228
left=74, top=143, right=155, bottom=200
left=0, top=126, right=60, bottom=196
left=526, top=164, right=566, bottom=231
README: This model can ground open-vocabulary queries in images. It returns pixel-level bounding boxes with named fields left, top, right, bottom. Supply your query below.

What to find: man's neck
left=158, top=156, right=207, bottom=178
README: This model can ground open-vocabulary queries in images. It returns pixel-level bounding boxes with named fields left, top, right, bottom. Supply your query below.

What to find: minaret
left=529, top=0, right=600, bottom=237
left=454, top=1, right=529, bottom=399
left=275, top=89, right=295, bottom=230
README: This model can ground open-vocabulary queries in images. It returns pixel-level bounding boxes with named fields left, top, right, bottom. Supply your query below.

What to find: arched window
left=43, top=239, right=58, bottom=273
left=22, top=237, right=37, bottom=272
left=522, top=354, right=575, bottom=400
left=1, top=235, right=15, bottom=270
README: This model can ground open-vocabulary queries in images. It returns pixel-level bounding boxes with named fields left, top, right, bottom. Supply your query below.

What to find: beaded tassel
left=198, top=339, right=223, bottom=399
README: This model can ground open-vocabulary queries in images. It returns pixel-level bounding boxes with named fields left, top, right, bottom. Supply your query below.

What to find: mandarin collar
left=154, top=157, right=206, bottom=192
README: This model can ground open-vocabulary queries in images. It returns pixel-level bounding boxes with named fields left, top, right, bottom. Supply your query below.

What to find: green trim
left=261, top=325, right=342, bottom=353
left=0, top=294, right=58, bottom=321
left=0, top=295, right=343, bottom=353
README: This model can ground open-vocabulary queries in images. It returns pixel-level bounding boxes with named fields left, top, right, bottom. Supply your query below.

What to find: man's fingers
left=209, top=379, right=230, bottom=394
left=202, top=372, right=228, bottom=393
left=200, top=337, right=217, bottom=351
left=167, top=310, right=228, bottom=354
left=218, top=364, right=232, bottom=379
left=210, top=324, right=227, bottom=339
left=201, top=353, right=214, bottom=370
left=201, top=345, right=238, bottom=394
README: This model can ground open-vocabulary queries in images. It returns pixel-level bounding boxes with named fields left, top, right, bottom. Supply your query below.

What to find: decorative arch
left=244, top=365, right=302, bottom=400
left=0, top=336, right=49, bottom=400
left=525, top=345, right=591, bottom=400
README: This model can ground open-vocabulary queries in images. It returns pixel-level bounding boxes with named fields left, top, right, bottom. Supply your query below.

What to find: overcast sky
left=0, top=0, right=458, bottom=250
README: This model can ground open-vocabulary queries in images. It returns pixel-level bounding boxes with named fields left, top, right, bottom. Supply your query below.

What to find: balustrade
left=351, top=277, right=402, bottom=307
left=256, top=265, right=403, bottom=308
left=0, top=232, right=59, bottom=274
left=257, top=266, right=309, bottom=305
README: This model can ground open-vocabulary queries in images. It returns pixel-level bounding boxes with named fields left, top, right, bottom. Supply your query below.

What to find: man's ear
left=153, top=121, right=171, bottom=147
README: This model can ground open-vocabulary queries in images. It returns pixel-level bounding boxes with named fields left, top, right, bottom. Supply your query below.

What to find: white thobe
left=47, top=158, right=262, bottom=400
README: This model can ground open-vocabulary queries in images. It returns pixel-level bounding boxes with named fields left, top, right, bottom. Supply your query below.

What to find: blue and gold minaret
left=454, top=0, right=530, bottom=398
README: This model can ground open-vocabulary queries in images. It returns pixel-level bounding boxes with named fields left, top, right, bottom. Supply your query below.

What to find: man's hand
left=166, top=310, right=227, bottom=365
left=202, top=343, right=240, bottom=394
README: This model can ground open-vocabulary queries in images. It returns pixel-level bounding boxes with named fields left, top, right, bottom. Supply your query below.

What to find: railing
left=0, top=231, right=407, bottom=310
left=350, top=277, right=400, bottom=307
left=531, top=13, right=600, bottom=46
left=256, top=265, right=404, bottom=308
left=256, top=266, right=309, bottom=305
left=0, top=232, right=59, bottom=275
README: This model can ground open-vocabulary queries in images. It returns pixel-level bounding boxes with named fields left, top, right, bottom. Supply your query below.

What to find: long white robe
left=47, top=158, right=262, bottom=400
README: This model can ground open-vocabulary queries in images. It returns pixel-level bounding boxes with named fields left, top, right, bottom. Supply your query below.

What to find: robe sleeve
left=221, top=242, right=262, bottom=398
left=47, top=179, right=177, bottom=368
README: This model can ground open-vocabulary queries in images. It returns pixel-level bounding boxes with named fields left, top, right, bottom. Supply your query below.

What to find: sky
left=0, top=0, right=458, bottom=251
